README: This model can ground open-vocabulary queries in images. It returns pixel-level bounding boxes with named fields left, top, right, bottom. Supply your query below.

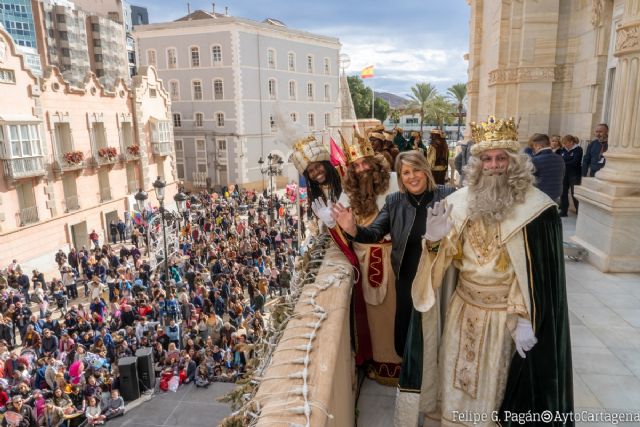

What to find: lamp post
left=173, top=190, right=188, bottom=235
left=150, top=176, right=169, bottom=281
left=258, top=154, right=284, bottom=224
left=134, top=188, right=149, bottom=254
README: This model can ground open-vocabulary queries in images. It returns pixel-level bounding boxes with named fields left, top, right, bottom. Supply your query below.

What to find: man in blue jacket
left=559, top=135, right=583, bottom=216
left=582, top=123, right=608, bottom=177
left=530, top=133, right=565, bottom=202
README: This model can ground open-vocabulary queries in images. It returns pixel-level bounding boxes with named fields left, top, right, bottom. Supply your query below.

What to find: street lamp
left=134, top=188, right=149, bottom=254
left=173, top=190, right=188, bottom=233
left=258, top=153, right=284, bottom=224
left=152, top=176, right=170, bottom=281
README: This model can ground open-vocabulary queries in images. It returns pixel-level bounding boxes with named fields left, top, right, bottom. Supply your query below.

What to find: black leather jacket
left=352, top=185, right=454, bottom=279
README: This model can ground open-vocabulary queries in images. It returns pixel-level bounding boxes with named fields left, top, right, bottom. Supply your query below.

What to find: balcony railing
left=100, top=187, right=112, bottom=202
left=18, top=206, right=39, bottom=226
left=93, top=147, right=119, bottom=166
left=121, top=145, right=142, bottom=162
left=56, top=151, right=87, bottom=173
left=2, top=156, right=47, bottom=180
left=64, top=195, right=80, bottom=212
left=151, top=141, right=172, bottom=156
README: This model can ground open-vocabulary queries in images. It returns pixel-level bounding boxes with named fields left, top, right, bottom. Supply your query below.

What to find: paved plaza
left=113, top=382, right=235, bottom=427
left=358, top=215, right=640, bottom=426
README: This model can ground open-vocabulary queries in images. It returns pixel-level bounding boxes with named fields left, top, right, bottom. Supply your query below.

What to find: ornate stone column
left=573, top=0, right=640, bottom=272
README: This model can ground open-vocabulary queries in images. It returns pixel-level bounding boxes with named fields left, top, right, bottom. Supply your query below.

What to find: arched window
left=267, top=48, right=276, bottom=69
left=192, top=80, right=202, bottom=100
left=288, top=80, right=296, bottom=100
left=268, top=79, right=277, bottom=100
left=190, top=46, right=200, bottom=67
left=167, top=48, right=177, bottom=68
left=216, top=112, right=225, bottom=127
left=213, top=79, right=224, bottom=100
left=288, top=52, right=295, bottom=71
left=195, top=112, right=204, bottom=127
left=169, top=80, right=179, bottom=101
left=211, top=45, right=222, bottom=65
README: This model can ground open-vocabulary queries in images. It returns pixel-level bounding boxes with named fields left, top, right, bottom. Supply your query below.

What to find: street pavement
left=111, top=382, right=236, bottom=427
left=357, top=214, right=640, bottom=427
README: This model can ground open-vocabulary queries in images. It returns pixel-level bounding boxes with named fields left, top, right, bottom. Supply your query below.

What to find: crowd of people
left=0, top=186, right=302, bottom=426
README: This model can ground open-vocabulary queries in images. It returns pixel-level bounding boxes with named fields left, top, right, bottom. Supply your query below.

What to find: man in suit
left=530, top=133, right=565, bottom=202
left=559, top=135, right=583, bottom=216
left=582, top=123, right=608, bottom=177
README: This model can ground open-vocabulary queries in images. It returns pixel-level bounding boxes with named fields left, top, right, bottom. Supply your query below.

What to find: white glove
left=311, top=199, right=336, bottom=228
left=424, top=201, right=453, bottom=242
left=514, top=317, right=537, bottom=358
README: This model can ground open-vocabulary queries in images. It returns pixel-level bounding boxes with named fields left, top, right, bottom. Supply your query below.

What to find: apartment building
left=31, top=0, right=129, bottom=90
left=133, top=8, right=341, bottom=190
left=0, top=26, right=177, bottom=268
left=0, top=0, right=42, bottom=74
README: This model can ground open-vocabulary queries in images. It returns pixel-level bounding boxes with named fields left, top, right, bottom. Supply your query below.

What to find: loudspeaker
left=135, top=347, right=156, bottom=390
left=118, top=356, right=140, bottom=401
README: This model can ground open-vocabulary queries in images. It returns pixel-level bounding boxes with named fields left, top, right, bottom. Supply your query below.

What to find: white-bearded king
left=412, top=116, right=573, bottom=427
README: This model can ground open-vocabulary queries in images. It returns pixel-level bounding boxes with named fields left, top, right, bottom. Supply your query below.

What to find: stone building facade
left=133, top=10, right=341, bottom=191
left=466, top=0, right=640, bottom=272
left=0, top=26, right=177, bottom=269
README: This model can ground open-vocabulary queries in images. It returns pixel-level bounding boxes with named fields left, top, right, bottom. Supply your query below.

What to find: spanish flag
left=360, top=65, right=374, bottom=79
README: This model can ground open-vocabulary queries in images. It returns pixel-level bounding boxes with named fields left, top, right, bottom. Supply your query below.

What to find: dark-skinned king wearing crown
left=289, top=135, right=374, bottom=367
left=411, top=116, right=573, bottom=426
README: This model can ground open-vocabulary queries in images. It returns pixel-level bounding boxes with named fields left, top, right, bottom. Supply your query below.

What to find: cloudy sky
left=132, top=0, right=470, bottom=98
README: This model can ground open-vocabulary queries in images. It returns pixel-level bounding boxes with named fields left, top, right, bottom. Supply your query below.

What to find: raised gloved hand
left=311, top=199, right=336, bottom=228
left=514, top=317, right=537, bottom=358
left=424, top=201, right=453, bottom=242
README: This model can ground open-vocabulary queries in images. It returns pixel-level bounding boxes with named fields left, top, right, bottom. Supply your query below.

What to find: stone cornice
left=487, top=65, right=573, bottom=86
left=615, top=20, right=640, bottom=56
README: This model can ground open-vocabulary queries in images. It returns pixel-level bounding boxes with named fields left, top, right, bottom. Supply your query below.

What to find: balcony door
left=62, top=174, right=80, bottom=212
left=16, top=182, right=38, bottom=226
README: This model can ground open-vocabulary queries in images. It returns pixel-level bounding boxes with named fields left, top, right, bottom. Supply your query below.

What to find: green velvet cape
left=499, top=207, right=574, bottom=426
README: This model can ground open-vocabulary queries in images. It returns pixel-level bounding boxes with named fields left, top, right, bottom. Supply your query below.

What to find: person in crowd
left=559, top=134, right=583, bottom=216
left=582, top=123, right=609, bottom=177
left=529, top=133, right=565, bottom=202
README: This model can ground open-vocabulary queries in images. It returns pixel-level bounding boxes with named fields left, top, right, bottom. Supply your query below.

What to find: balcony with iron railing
left=55, top=150, right=88, bottom=173
left=64, top=194, right=80, bottom=212
left=93, top=146, right=119, bottom=166
left=121, top=144, right=142, bottom=162
left=2, top=156, right=47, bottom=180
left=18, top=206, right=39, bottom=226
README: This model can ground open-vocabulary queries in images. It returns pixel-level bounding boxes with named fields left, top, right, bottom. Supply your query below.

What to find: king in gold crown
left=337, top=127, right=375, bottom=164
left=469, top=115, right=520, bottom=156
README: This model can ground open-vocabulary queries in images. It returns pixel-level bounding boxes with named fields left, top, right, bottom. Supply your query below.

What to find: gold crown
left=289, top=135, right=331, bottom=174
left=338, top=128, right=375, bottom=164
left=470, top=115, right=520, bottom=155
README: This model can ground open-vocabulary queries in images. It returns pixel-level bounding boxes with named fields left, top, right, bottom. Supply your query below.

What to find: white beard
left=468, top=169, right=516, bottom=222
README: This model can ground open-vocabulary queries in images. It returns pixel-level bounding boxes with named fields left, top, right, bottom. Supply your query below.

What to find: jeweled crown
left=470, top=116, right=520, bottom=155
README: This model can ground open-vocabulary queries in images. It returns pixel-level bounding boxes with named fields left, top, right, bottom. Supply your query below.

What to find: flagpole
left=370, top=78, right=374, bottom=119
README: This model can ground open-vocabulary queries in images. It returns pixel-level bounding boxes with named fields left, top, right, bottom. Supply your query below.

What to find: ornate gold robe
left=412, top=186, right=556, bottom=425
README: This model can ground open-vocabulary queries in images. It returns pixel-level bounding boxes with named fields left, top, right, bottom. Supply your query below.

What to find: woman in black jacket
left=333, top=150, right=454, bottom=418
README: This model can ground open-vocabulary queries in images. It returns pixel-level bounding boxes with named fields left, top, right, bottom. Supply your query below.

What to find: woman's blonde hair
left=394, top=150, right=436, bottom=193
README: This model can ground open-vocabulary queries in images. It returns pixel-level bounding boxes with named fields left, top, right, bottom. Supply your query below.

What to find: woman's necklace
left=409, top=192, right=427, bottom=206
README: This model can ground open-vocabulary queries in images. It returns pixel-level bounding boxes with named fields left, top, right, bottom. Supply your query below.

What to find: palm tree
left=425, top=95, right=456, bottom=130
left=447, top=83, right=467, bottom=140
left=406, top=82, right=438, bottom=133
